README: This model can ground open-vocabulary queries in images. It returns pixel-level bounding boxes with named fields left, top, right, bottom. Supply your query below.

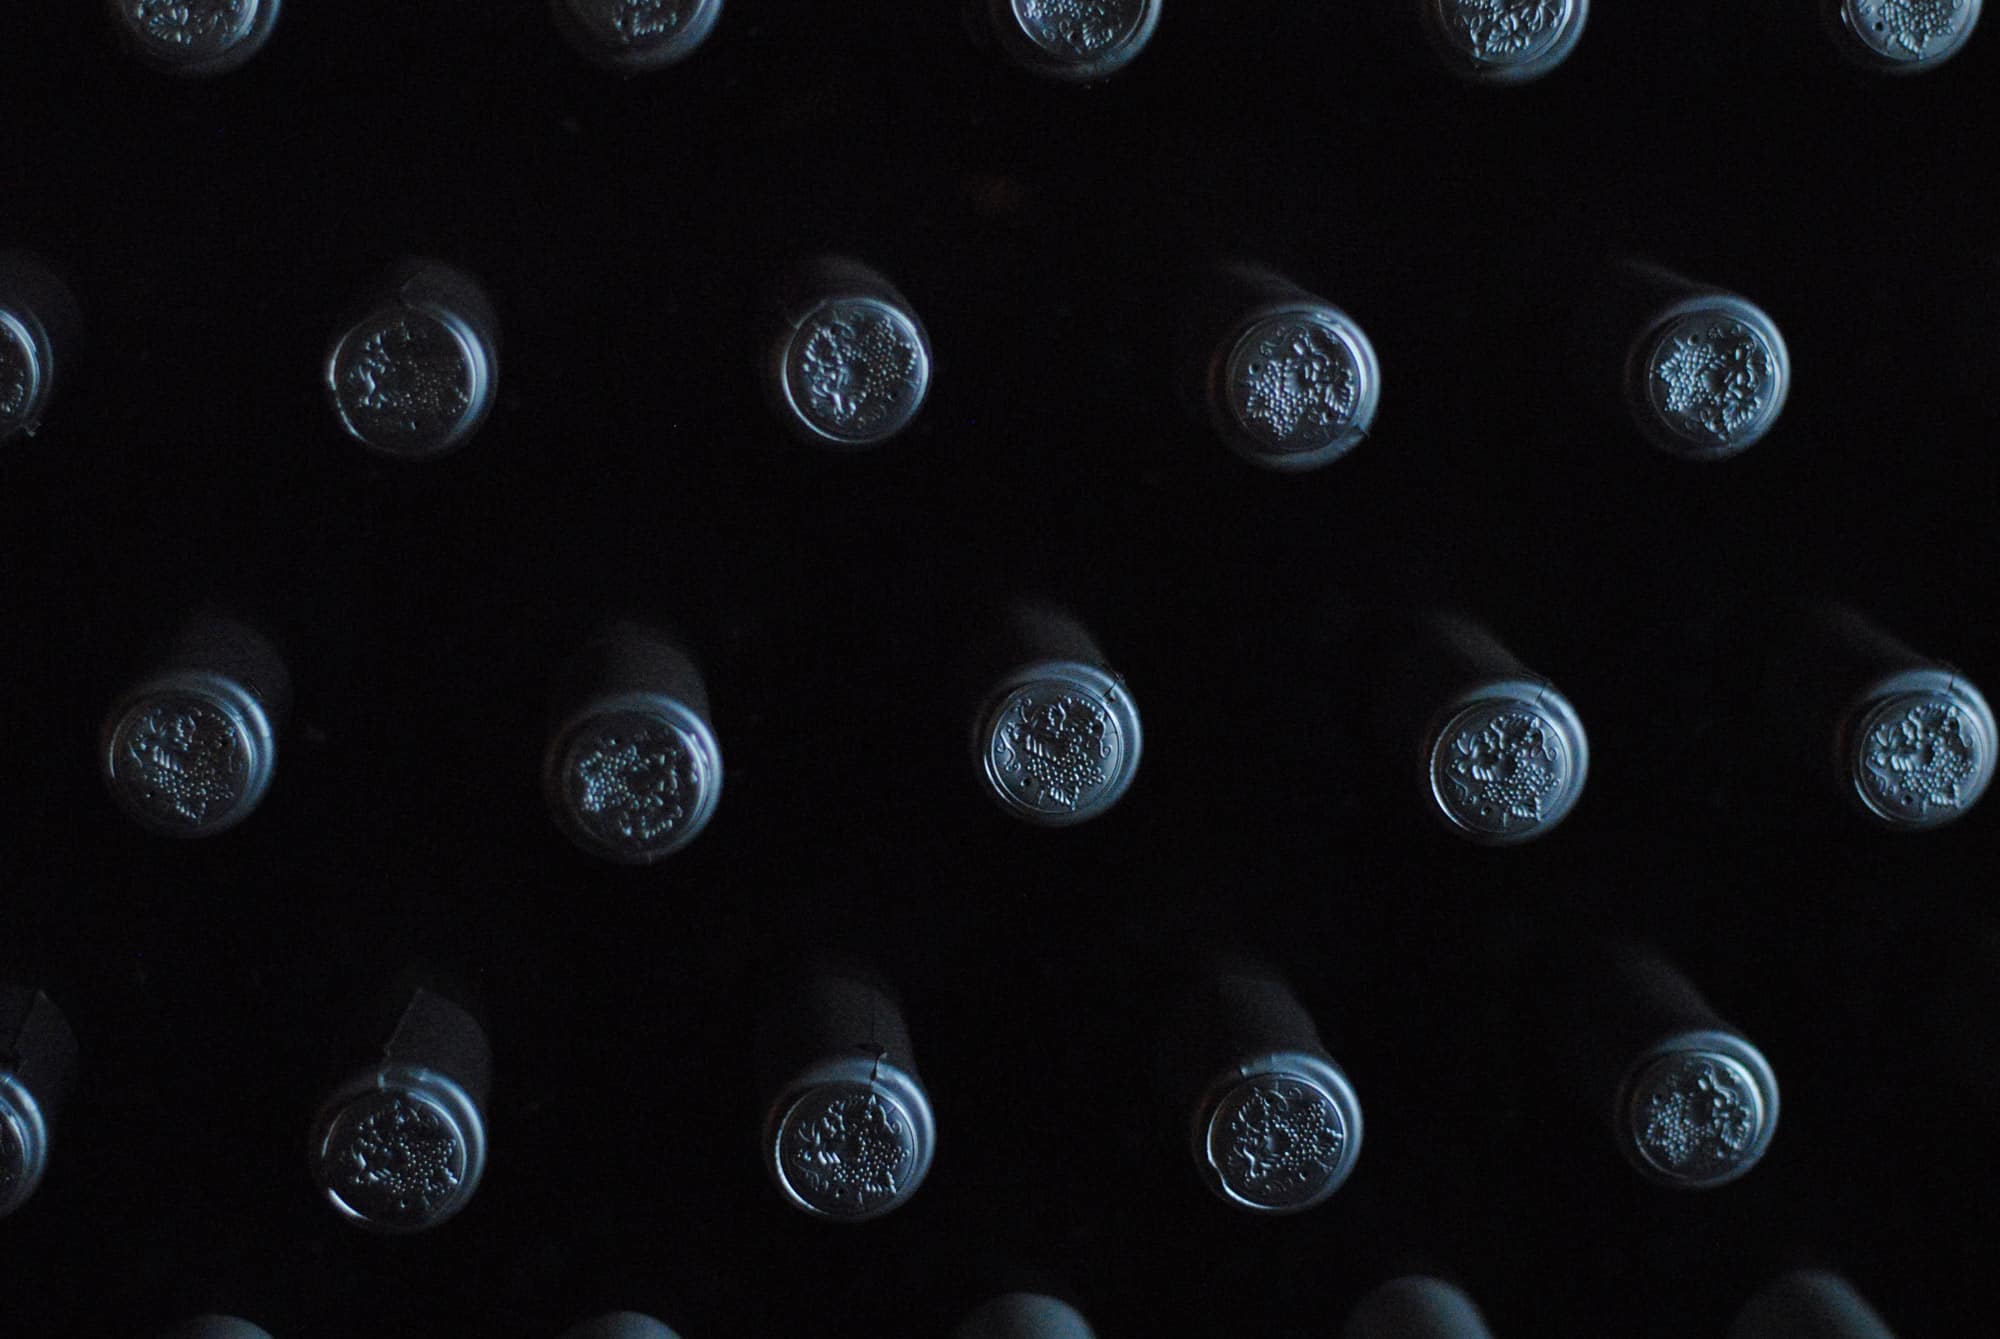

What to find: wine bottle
left=1413, top=0, right=1591, bottom=85
left=1179, top=261, right=1382, bottom=473
left=99, top=610, right=292, bottom=839
left=0, top=250, right=82, bottom=446
left=324, top=258, right=502, bottom=461
left=159, top=1320, right=276, bottom=1339
left=1731, top=1270, right=1898, bottom=1339
left=976, top=0, right=1163, bottom=82
left=1344, top=1277, right=1497, bottom=1339
left=968, top=602, right=1142, bottom=827
left=760, top=256, right=932, bottom=451
left=551, top=0, right=725, bottom=72
left=1537, top=940, right=1779, bottom=1190
left=1365, top=611, right=1588, bottom=845
left=558, top=1315, right=683, bottom=1339
left=756, top=961, right=935, bottom=1223
left=1585, top=258, right=1790, bottom=462
left=0, top=985, right=77, bottom=1221
left=1759, top=602, right=1993, bottom=831
left=105, top=0, right=284, bottom=77
left=306, top=984, right=493, bottom=1233
left=543, top=621, right=724, bottom=864
left=1157, top=955, right=1363, bottom=1214
left=953, top=1294, right=1097, bottom=1339
left=1822, top=0, right=1982, bottom=73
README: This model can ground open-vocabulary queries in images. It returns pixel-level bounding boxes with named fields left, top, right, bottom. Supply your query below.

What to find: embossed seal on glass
left=0, top=251, right=82, bottom=445
left=106, top=691, right=257, bottom=832
left=553, top=0, right=724, bottom=72
left=760, top=970, right=934, bottom=1223
left=310, top=988, right=491, bottom=1233
left=326, top=260, right=500, bottom=460
left=779, top=298, right=930, bottom=448
left=1423, top=0, right=1590, bottom=83
left=1828, top=0, right=1982, bottom=70
left=548, top=701, right=722, bottom=864
left=977, top=663, right=1142, bottom=826
left=1846, top=676, right=1995, bottom=830
left=1218, top=307, right=1380, bottom=470
left=1205, top=1072, right=1352, bottom=1212
left=0, top=311, right=44, bottom=441
left=0, top=988, right=78, bottom=1222
left=1621, top=1048, right=1774, bottom=1188
left=774, top=1080, right=924, bottom=1220
left=1429, top=688, right=1587, bottom=844
left=1627, top=295, right=1789, bottom=461
left=314, top=1085, right=474, bottom=1231
left=989, top=0, right=1161, bottom=80
left=107, top=0, right=282, bottom=77
left=0, top=1081, right=36, bottom=1220
left=544, top=627, right=724, bottom=864
left=101, top=614, right=287, bottom=839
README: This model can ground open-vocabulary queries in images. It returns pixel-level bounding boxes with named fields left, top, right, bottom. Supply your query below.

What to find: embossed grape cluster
left=0, top=1117, right=23, bottom=1200
left=0, top=330, right=30, bottom=420
left=1638, top=1057, right=1757, bottom=1176
left=131, top=0, right=250, bottom=49
left=1445, top=712, right=1560, bottom=825
left=1652, top=323, right=1774, bottom=443
left=574, top=729, right=693, bottom=845
left=1220, top=1079, right=1344, bottom=1203
left=1872, top=0, right=1969, bottom=56
left=998, top=694, right=1112, bottom=810
left=1238, top=323, right=1359, bottom=446
left=120, top=701, right=242, bottom=824
left=1864, top=702, right=1980, bottom=813
left=599, top=0, right=694, bottom=44
left=340, top=317, right=473, bottom=434
left=1018, top=0, right=1141, bottom=55
left=1442, top=0, right=1565, bottom=58
left=798, top=309, right=920, bottom=433
left=331, top=1095, right=463, bottom=1219
left=784, top=1090, right=907, bottom=1210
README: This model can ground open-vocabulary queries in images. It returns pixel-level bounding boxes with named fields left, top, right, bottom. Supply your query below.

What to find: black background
left=3, top=2, right=1998, bottom=1336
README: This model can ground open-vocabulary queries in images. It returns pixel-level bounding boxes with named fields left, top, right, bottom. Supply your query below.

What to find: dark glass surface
left=2, top=3, right=1993, bottom=1335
